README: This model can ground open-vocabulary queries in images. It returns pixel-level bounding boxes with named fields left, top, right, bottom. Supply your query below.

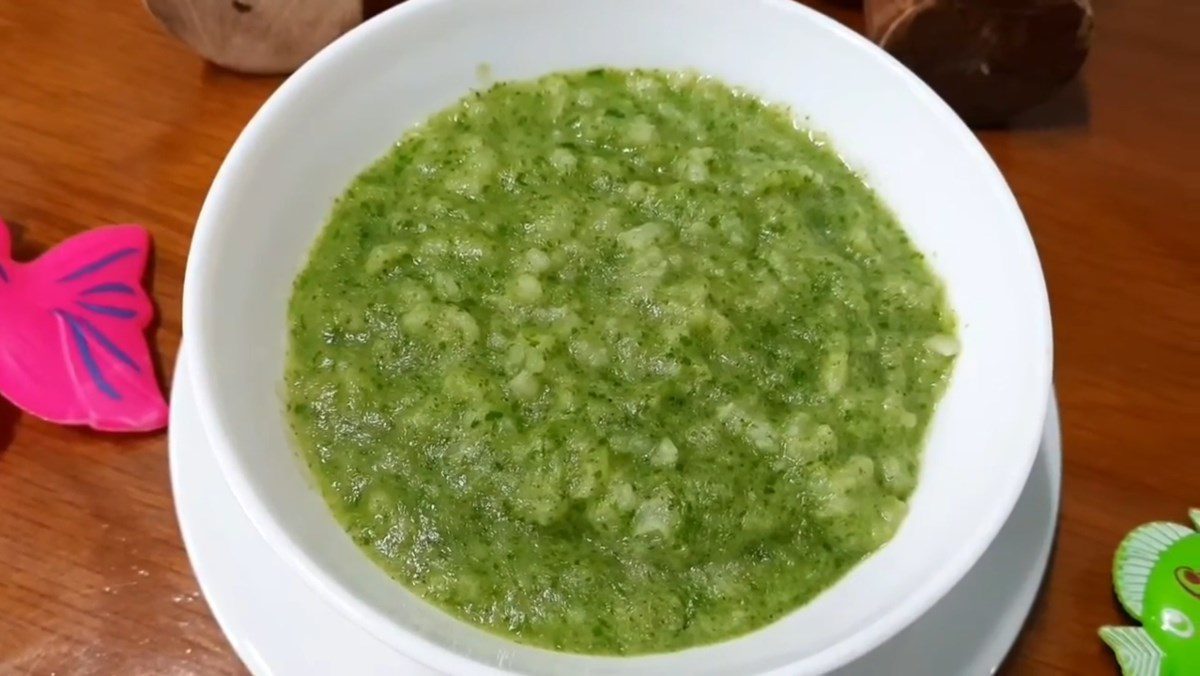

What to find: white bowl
left=182, top=0, right=1053, bottom=673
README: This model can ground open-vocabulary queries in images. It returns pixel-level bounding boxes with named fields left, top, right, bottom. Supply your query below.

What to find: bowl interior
left=184, top=0, right=1052, bottom=673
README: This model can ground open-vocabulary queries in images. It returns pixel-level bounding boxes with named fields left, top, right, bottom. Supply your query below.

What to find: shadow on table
left=1003, top=77, right=1093, bottom=131
left=0, top=400, right=17, bottom=454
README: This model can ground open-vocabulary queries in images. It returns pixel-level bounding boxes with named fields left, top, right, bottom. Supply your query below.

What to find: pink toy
left=0, top=219, right=168, bottom=432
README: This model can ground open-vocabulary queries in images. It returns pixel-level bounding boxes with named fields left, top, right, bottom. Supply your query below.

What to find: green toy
left=1101, top=509, right=1200, bottom=676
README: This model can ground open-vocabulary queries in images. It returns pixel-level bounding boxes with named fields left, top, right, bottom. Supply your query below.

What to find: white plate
left=172, top=350, right=1060, bottom=675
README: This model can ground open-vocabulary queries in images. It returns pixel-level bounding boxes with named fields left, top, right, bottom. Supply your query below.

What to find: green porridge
left=286, top=69, right=957, bottom=655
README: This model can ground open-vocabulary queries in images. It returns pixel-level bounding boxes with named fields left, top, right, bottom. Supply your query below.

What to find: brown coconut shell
left=146, top=0, right=403, bottom=75
left=865, top=0, right=1094, bottom=126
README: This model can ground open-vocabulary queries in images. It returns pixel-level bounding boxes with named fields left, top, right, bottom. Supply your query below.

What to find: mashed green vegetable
left=286, top=69, right=956, bottom=655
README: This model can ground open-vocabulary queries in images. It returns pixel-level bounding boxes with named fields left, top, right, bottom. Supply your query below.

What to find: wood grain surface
left=0, top=1, right=1196, bottom=674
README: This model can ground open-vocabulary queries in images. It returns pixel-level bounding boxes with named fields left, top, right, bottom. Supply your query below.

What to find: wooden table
left=1, top=1, right=1196, bottom=673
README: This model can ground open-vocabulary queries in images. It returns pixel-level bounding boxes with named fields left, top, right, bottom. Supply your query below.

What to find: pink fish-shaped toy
left=0, top=218, right=168, bottom=432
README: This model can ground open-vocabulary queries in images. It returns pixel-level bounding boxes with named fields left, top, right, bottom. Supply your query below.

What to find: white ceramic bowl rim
left=183, top=0, right=1053, bottom=674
